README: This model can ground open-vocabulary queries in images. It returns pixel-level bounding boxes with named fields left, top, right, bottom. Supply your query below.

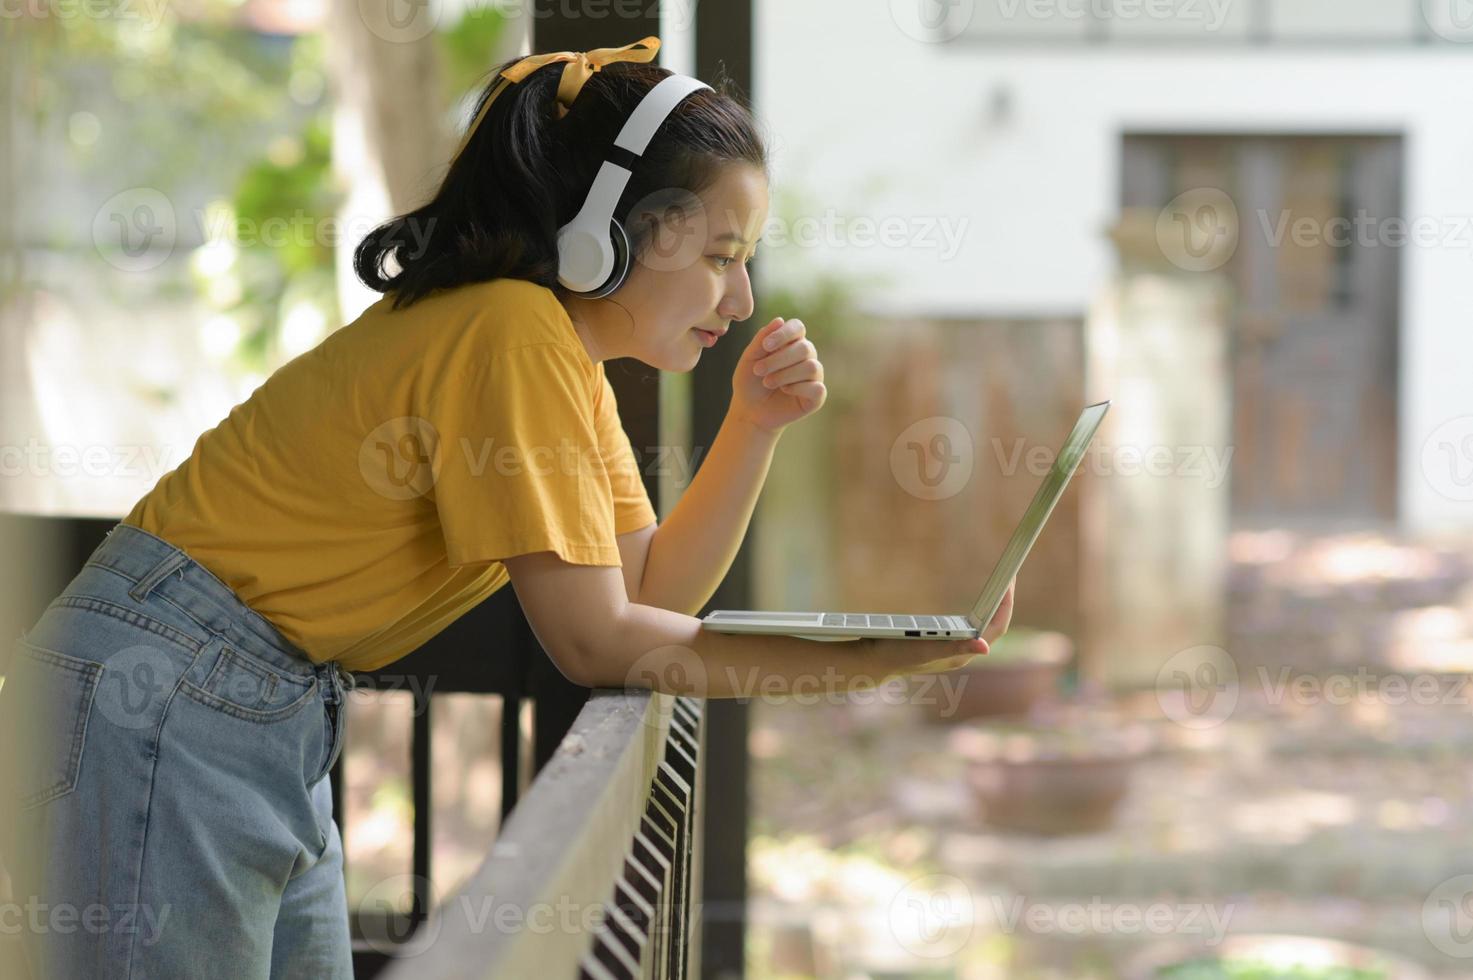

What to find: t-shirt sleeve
left=592, top=366, right=659, bottom=536
left=429, top=342, right=623, bottom=569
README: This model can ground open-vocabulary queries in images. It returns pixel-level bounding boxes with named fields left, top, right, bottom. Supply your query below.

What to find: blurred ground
left=747, top=528, right=1473, bottom=980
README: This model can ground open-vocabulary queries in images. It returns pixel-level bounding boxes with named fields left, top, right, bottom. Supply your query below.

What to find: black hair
left=353, top=58, right=769, bottom=310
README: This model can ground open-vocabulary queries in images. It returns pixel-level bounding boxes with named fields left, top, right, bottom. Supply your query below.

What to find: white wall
left=753, top=0, right=1473, bottom=533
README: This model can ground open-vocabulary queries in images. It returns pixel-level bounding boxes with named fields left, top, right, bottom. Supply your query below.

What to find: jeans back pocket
left=0, top=640, right=103, bottom=812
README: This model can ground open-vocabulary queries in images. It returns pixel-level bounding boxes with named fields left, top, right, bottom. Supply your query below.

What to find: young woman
left=0, top=37, right=1013, bottom=978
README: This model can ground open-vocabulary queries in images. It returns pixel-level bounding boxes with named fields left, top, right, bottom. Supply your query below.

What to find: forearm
left=583, top=603, right=894, bottom=698
left=637, top=414, right=779, bottom=615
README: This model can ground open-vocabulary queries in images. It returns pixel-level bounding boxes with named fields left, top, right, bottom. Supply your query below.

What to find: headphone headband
left=557, top=73, right=714, bottom=297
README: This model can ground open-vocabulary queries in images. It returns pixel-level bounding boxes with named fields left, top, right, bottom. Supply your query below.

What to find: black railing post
left=691, top=4, right=755, bottom=978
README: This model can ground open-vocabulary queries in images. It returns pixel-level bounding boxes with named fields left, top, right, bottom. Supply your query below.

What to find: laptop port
left=905, top=630, right=920, bottom=637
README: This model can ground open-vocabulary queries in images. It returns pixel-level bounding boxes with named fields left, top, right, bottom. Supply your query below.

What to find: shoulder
left=405, top=278, right=593, bottom=396
left=445, top=278, right=580, bottom=355
left=422, top=280, right=599, bottom=414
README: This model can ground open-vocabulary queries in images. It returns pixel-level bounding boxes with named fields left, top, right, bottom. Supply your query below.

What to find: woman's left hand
left=981, top=577, right=1016, bottom=646
left=730, top=317, right=827, bottom=435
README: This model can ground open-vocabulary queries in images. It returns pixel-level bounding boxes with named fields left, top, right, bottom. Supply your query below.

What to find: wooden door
left=1123, top=135, right=1401, bottom=527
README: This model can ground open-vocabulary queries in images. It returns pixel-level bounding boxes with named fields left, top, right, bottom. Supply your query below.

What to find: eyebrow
left=713, top=232, right=761, bottom=246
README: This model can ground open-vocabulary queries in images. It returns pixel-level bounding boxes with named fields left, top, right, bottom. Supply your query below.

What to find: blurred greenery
left=18, top=1, right=510, bottom=377
left=752, top=181, right=889, bottom=411
left=439, top=7, right=512, bottom=104
left=1158, top=962, right=1387, bottom=980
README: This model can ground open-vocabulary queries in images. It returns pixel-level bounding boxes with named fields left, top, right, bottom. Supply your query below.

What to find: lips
left=693, top=327, right=725, bottom=348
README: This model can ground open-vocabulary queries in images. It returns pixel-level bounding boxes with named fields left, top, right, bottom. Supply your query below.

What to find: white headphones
left=555, top=74, right=712, bottom=299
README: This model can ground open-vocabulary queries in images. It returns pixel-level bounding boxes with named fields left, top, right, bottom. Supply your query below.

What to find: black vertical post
left=530, top=2, right=664, bottom=512
left=530, top=7, right=753, bottom=975
left=410, top=700, right=432, bottom=921
left=527, top=2, right=662, bottom=759
left=692, top=4, right=755, bottom=978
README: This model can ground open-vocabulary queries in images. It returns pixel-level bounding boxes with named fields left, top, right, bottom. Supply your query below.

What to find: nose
left=718, top=264, right=756, bottom=323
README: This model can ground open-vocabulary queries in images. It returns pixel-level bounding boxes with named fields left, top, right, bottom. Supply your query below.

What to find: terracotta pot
left=1124, top=932, right=1432, bottom=980
left=919, top=630, right=1072, bottom=725
left=957, top=709, right=1151, bottom=835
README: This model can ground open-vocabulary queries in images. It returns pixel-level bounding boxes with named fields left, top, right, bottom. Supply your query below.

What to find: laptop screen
left=967, top=400, right=1111, bottom=630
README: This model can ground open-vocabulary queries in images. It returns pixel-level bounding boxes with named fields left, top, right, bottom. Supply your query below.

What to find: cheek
left=622, top=265, right=718, bottom=349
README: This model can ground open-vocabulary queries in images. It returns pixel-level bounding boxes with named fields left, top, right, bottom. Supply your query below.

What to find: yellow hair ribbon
left=449, top=35, right=661, bottom=165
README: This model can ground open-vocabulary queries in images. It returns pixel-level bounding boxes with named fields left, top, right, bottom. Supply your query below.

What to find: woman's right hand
left=865, top=633, right=990, bottom=682
left=866, top=578, right=1016, bottom=681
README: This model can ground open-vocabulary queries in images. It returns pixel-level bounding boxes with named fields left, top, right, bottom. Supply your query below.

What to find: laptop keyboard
left=822, top=614, right=944, bottom=629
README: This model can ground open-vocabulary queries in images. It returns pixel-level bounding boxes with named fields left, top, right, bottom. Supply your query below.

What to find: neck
left=557, top=293, right=617, bottom=365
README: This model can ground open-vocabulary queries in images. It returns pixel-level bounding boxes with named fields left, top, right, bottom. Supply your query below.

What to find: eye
left=712, top=254, right=755, bottom=270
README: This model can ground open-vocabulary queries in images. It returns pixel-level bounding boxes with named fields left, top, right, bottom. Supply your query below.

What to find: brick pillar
left=1079, top=208, right=1234, bottom=689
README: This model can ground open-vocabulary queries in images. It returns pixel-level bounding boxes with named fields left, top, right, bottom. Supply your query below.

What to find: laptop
left=701, top=400, right=1111, bottom=642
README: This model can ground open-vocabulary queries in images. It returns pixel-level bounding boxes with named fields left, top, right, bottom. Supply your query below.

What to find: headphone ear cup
left=582, top=219, right=631, bottom=299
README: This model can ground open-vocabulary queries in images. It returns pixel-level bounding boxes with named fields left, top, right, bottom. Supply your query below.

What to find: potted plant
left=919, top=627, right=1072, bottom=724
left=956, top=701, right=1152, bottom=835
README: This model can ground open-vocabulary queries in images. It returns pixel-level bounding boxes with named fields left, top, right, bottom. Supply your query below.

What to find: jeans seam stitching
left=151, top=643, right=203, bottom=755
left=200, top=645, right=226, bottom=691
left=125, top=675, right=173, bottom=980
left=178, top=677, right=319, bottom=723
left=221, top=645, right=288, bottom=687
left=309, top=680, right=344, bottom=787
left=75, top=563, right=242, bottom=652
left=209, top=646, right=313, bottom=705
left=53, top=595, right=204, bottom=654
left=13, top=641, right=104, bottom=810
left=91, top=533, right=302, bottom=659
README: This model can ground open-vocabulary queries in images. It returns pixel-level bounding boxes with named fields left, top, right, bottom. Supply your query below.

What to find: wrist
left=725, top=410, right=785, bottom=445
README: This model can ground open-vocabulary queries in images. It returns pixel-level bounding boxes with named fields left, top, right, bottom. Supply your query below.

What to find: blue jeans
left=0, top=523, right=355, bottom=979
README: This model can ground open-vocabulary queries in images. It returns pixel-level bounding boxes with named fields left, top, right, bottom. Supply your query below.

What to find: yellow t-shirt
left=122, top=278, right=657, bottom=672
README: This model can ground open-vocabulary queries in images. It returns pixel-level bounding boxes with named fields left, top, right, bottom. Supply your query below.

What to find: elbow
left=537, top=632, right=600, bottom=688
left=558, top=644, right=603, bottom=689
left=562, top=621, right=622, bottom=690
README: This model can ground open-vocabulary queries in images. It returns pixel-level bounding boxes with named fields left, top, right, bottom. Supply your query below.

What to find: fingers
left=911, top=655, right=975, bottom=675
left=760, top=354, right=824, bottom=389
left=754, top=331, right=817, bottom=375
left=780, top=381, right=827, bottom=409
left=982, top=579, right=1016, bottom=644
left=758, top=316, right=805, bottom=354
left=742, top=317, right=786, bottom=361
left=924, top=639, right=988, bottom=671
left=752, top=319, right=808, bottom=363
